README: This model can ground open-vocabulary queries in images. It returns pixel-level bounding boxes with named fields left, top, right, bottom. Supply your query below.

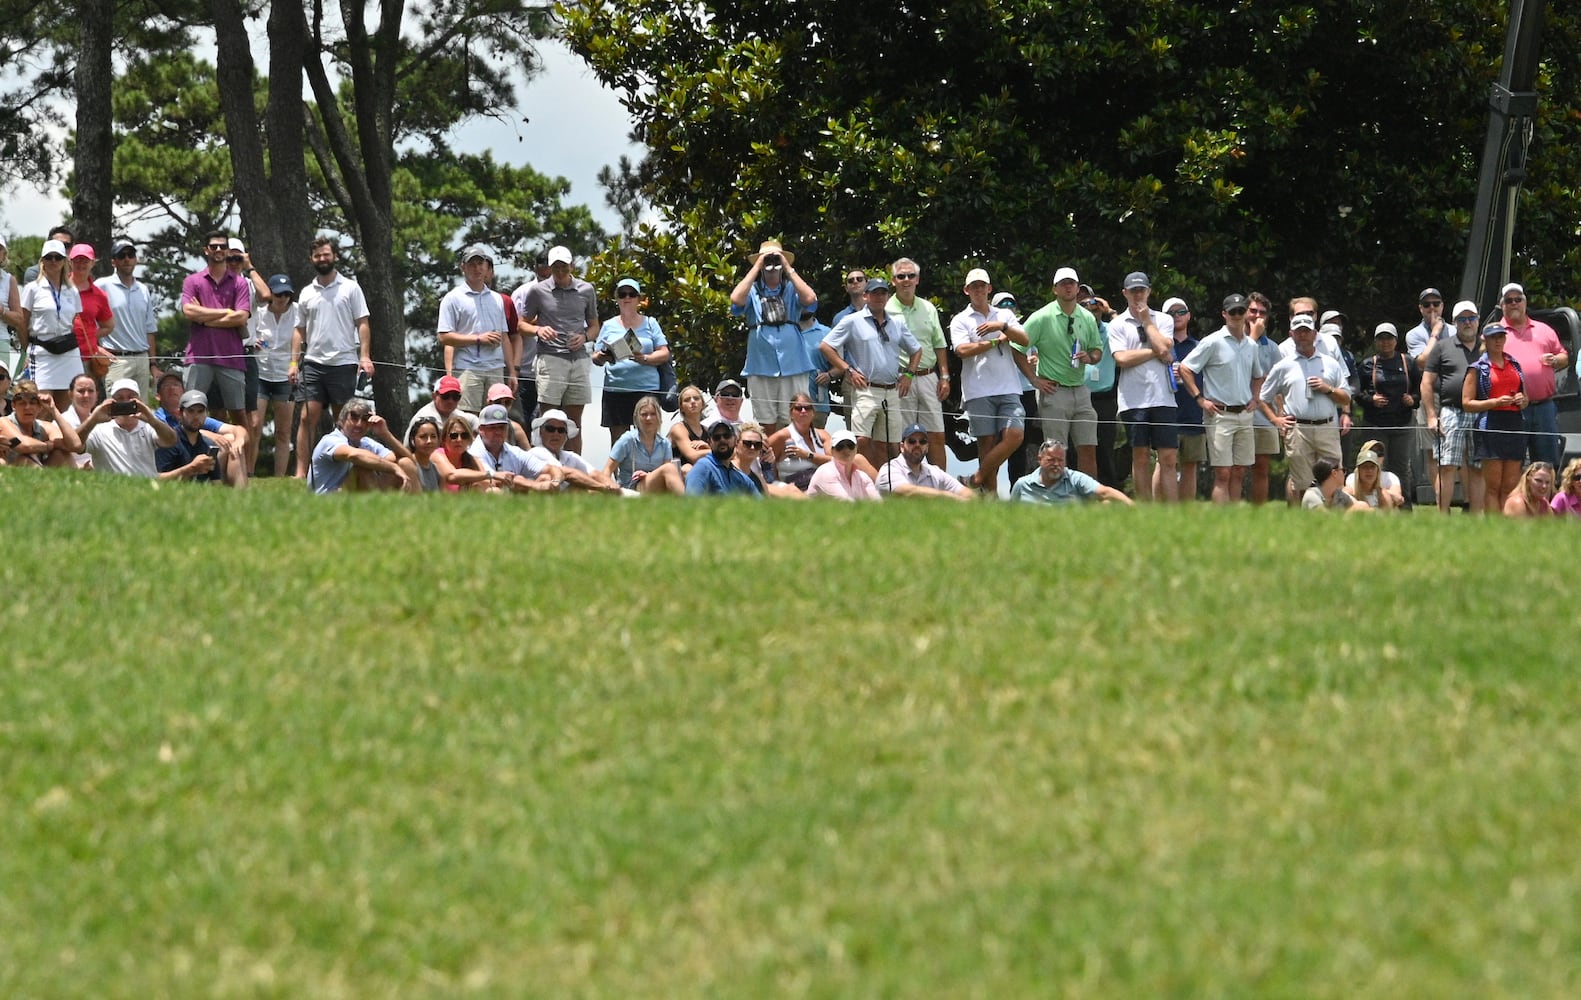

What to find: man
left=485, top=382, right=532, bottom=447
left=154, top=370, right=248, bottom=470
left=518, top=245, right=597, bottom=451
left=950, top=268, right=1029, bottom=492
left=1357, top=322, right=1420, bottom=502
left=820, top=278, right=923, bottom=468
left=684, top=419, right=761, bottom=495
left=180, top=230, right=251, bottom=428
left=729, top=239, right=817, bottom=434
left=1179, top=293, right=1268, bottom=504
left=526, top=408, right=616, bottom=493
left=1498, top=281, right=1568, bottom=468
left=1108, top=272, right=1176, bottom=501
left=1157, top=296, right=1204, bottom=501
left=292, top=237, right=373, bottom=476
left=1017, top=267, right=1105, bottom=477
left=156, top=389, right=247, bottom=487
left=309, top=400, right=411, bottom=494
left=706, top=378, right=750, bottom=427
left=75, top=377, right=175, bottom=476
left=886, top=257, right=950, bottom=467
left=1406, top=287, right=1448, bottom=495
left=796, top=308, right=834, bottom=428
left=226, top=240, right=274, bottom=474
left=1, top=378, right=82, bottom=467
left=1079, top=288, right=1125, bottom=491
left=509, top=271, right=542, bottom=425
left=1009, top=438, right=1133, bottom=505
left=1258, top=314, right=1350, bottom=503
left=439, top=244, right=514, bottom=413
left=832, top=267, right=868, bottom=326
left=1245, top=292, right=1283, bottom=504
left=1421, top=300, right=1488, bottom=513
left=875, top=422, right=971, bottom=499
left=467, top=404, right=558, bottom=492
left=96, top=238, right=161, bottom=398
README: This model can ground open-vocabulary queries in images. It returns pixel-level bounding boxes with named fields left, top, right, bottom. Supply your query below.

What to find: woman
left=438, top=414, right=492, bottom=492
left=1301, top=458, right=1363, bottom=512
left=0, top=378, right=82, bottom=468
left=766, top=391, right=831, bottom=491
left=399, top=416, right=445, bottom=493
left=1503, top=461, right=1555, bottom=518
left=55, top=372, right=98, bottom=469
left=0, top=235, right=24, bottom=338
left=253, top=273, right=299, bottom=478
left=604, top=394, right=684, bottom=494
left=1552, top=458, right=1581, bottom=517
left=18, top=240, right=84, bottom=410
left=1463, top=323, right=1527, bottom=513
left=1345, top=445, right=1403, bottom=510
left=591, top=278, right=670, bottom=444
left=805, top=429, right=879, bottom=500
left=732, top=422, right=804, bottom=498
left=668, top=384, right=710, bottom=470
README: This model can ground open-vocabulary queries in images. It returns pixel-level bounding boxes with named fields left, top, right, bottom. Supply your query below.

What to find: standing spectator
left=226, top=241, right=274, bottom=474
left=1009, top=439, right=1133, bottom=505
left=729, top=239, right=817, bottom=434
left=519, top=245, right=598, bottom=451
left=74, top=377, right=175, bottom=476
left=1179, top=294, right=1267, bottom=504
left=832, top=267, right=868, bottom=326
left=819, top=278, right=923, bottom=469
left=1107, top=271, right=1176, bottom=501
left=886, top=257, right=950, bottom=467
left=66, top=244, right=114, bottom=386
left=796, top=308, right=834, bottom=428
left=309, top=400, right=411, bottom=494
left=1406, top=287, right=1448, bottom=493
left=1158, top=296, right=1204, bottom=501
left=18, top=240, right=84, bottom=410
left=291, top=237, right=372, bottom=477
left=1018, top=267, right=1105, bottom=478
left=950, top=268, right=1028, bottom=493
left=180, top=230, right=251, bottom=428
left=1497, top=282, right=1568, bottom=468
left=1420, top=301, right=1486, bottom=513
left=253, top=274, right=300, bottom=478
left=96, top=238, right=160, bottom=398
left=22, top=224, right=74, bottom=285
left=0, top=234, right=22, bottom=338
left=1081, top=290, right=1124, bottom=492
left=1258, top=313, right=1349, bottom=504
left=591, top=278, right=669, bottom=444
left=1246, top=292, right=1283, bottom=504
left=1357, top=322, right=1421, bottom=504
left=1462, top=322, right=1528, bottom=513
left=438, top=244, right=513, bottom=413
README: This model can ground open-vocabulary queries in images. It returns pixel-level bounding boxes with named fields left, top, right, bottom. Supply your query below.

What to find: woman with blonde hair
left=667, top=384, right=710, bottom=470
left=1551, top=458, right=1581, bottom=517
left=1502, top=461, right=1555, bottom=518
left=1345, top=444, right=1403, bottom=510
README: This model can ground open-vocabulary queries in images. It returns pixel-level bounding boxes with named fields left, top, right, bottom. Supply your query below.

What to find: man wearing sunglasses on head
left=684, top=418, right=762, bottom=496
left=1497, top=281, right=1567, bottom=469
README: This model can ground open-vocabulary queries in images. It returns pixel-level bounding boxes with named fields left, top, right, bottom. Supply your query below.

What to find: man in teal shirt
left=1017, top=266, right=1105, bottom=475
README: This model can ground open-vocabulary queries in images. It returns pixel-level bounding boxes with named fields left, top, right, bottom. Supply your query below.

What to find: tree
left=565, top=0, right=1581, bottom=380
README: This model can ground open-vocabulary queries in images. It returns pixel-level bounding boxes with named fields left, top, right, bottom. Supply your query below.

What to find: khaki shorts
left=1179, top=432, right=1207, bottom=464
left=747, top=373, right=805, bottom=427
left=106, top=354, right=152, bottom=400
left=457, top=369, right=506, bottom=413
left=897, top=372, right=945, bottom=432
left=1285, top=422, right=1342, bottom=493
left=534, top=354, right=592, bottom=407
left=1253, top=424, right=1282, bottom=457
left=1205, top=409, right=1254, bottom=467
left=852, top=385, right=905, bottom=442
left=1037, top=384, right=1097, bottom=448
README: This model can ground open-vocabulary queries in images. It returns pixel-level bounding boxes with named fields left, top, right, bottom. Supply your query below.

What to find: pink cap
left=68, top=243, right=96, bottom=261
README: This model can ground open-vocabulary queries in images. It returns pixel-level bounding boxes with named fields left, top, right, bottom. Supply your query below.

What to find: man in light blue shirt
left=1010, top=439, right=1133, bottom=505
left=820, top=278, right=923, bottom=467
left=729, top=239, right=818, bottom=433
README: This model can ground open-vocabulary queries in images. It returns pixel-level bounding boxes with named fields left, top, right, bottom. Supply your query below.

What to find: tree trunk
left=210, top=0, right=282, bottom=268
left=72, top=0, right=114, bottom=266
left=266, top=0, right=313, bottom=292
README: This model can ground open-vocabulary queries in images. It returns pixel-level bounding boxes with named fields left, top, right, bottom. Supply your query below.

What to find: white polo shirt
left=297, top=271, right=369, bottom=366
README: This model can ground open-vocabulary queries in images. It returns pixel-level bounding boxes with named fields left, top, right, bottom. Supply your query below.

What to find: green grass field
left=4, top=473, right=1579, bottom=998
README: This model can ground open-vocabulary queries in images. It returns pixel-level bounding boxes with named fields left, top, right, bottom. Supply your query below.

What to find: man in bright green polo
left=885, top=256, right=950, bottom=468
left=1016, top=266, right=1105, bottom=475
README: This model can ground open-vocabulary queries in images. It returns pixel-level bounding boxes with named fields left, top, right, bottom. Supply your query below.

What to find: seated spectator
left=400, top=416, right=446, bottom=493
left=56, top=372, right=97, bottom=468
left=74, top=377, right=175, bottom=476
left=0, top=360, right=12, bottom=419
left=405, top=374, right=478, bottom=444
left=156, top=389, right=247, bottom=487
left=436, top=414, right=494, bottom=491
left=1503, top=461, right=1555, bottom=518
left=309, top=400, right=411, bottom=494
left=1009, top=439, right=1133, bottom=505
left=703, top=378, right=750, bottom=427
left=1345, top=445, right=1403, bottom=510
left=484, top=381, right=532, bottom=447
left=684, top=419, right=761, bottom=496
left=668, top=384, right=710, bottom=469
left=766, top=391, right=832, bottom=490
left=1301, top=457, right=1366, bottom=512
left=604, top=394, right=684, bottom=494
left=806, top=429, right=880, bottom=501
left=1, top=378, right=82, bottom=467
left=155, top=370, right=247, bottom=475
left=876, top=422, right=972, bottom=499
left=1552, top=458, right=1581, bottom=517
left=733, top=421, right=805, bottom=498
left=526, top=408, right=614, bottom=493
left=468, top=404, right=558, bottom=493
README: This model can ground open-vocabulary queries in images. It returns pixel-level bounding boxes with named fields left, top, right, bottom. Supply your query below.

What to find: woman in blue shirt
left=592, top=278, right=670, bottom=444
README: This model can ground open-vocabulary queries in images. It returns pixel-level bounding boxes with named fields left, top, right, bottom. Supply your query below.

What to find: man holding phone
left=76, top=377, right=175, bottom=477
left=157, top=389, right=246, bottom=487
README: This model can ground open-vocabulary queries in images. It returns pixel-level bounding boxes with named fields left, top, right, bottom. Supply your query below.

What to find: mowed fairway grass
left=4, top=472, right=1580, bottom=998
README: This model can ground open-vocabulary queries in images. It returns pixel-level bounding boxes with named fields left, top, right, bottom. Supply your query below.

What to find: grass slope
left=3, top=474, right=1579, bottom=998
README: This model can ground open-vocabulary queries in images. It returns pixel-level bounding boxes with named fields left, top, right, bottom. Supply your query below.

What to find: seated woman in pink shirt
left=1552, top=458, right=1581, bottom=516
left=805, top=429, right=880, bottom=501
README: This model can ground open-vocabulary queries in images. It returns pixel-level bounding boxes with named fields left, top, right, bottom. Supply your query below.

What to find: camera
left=110, top=400, right=139, bottom=416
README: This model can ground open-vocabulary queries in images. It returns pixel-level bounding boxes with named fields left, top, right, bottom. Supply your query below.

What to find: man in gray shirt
left=516, top=245, right=598, bottom=453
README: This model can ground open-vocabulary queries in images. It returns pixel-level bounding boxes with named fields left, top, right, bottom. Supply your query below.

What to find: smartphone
left=110, top=400, right=138, bottom=416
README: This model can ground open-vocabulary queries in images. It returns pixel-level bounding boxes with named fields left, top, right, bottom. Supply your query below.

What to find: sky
left=0, top=40, right=638, bottom=245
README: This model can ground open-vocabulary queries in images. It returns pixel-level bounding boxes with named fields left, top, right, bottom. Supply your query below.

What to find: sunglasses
left=846, top=276, right=866, bottom=284
left=113, top=251, right=136, bottom=260
left=710, top=432, right=736, bottom=442
left=904, top=437, right=928, bottom=446
left=1456, top=316, right=1478, bottom=323
left=1226, top=308, right=1247, bottom=316
left=833, top=441, right=856, bottom=451
left=1422, top=301, right=1443, bottom=308
left=717, top=390, right=742, bottom=399
left=616, top=290, right=640, bottom=298
left=206, top=244, right=227, bottom=252
left=448, top=431, right=472, bottom=440
left=893, top=273, right=918, bottom=281
left=227, top=255, right=244, bottom=263
left=438, top=392, right=461, bottom=401
left=740, top=440, right=763, bottom=450
left=42, top=255, right=64, bottom=262
left=791, top=404, right=813, bottom=412
left=1504, top=296, right=1525, bottom=304
left=1167, top=308, right=1189, bottom=317
left=542, top=425, right=568, bottom=434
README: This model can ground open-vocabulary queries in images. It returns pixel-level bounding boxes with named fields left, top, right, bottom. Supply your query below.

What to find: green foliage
left=5, top=474, right=1581, bottom=995
left=566, top=0, right=1581, bottom=375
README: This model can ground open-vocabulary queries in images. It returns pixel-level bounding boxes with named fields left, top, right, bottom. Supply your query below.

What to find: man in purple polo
left=180, top=229, right=252, bottom=428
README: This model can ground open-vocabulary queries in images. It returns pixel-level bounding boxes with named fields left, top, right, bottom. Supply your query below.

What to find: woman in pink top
left=1552, top=458, right=1581, bottom=516
left=805, top=430, right=880, bottom=501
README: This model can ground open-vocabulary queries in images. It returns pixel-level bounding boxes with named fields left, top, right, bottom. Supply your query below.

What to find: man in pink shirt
left=1498, top=282, right=1568, bottom=467
left=180, top=229, right=252, bottom=428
